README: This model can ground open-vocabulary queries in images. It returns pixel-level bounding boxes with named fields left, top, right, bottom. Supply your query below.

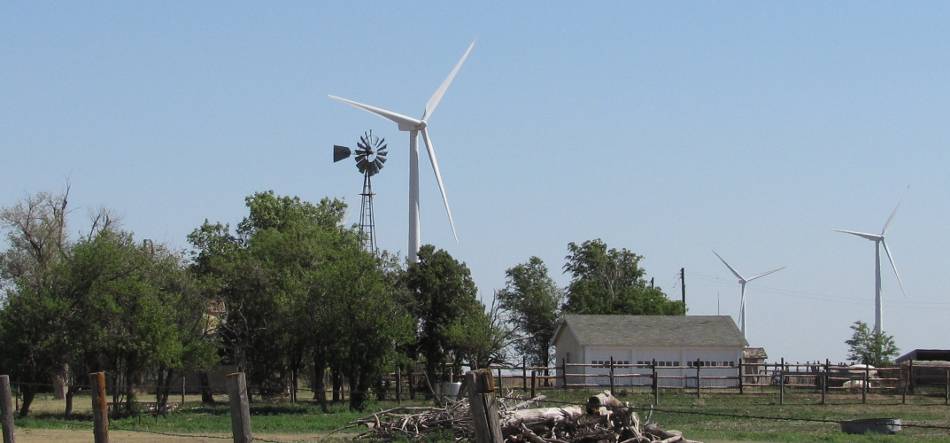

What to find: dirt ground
left=13, top=428, right=355, bottom=442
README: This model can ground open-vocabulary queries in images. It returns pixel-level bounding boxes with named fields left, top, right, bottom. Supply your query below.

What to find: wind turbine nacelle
left=333, top=145, right=351, bottom=162
left=398, top=121, right=425, bottom=132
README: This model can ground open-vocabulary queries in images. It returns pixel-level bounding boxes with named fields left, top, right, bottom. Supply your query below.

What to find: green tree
left=65, top=230, right=208, bottom=414
left=406, top=245, right=500, bottom=382
left=190, top=191, right=412, bottom=410
left=845, top=320, right=899, bottom=366
left=498, top=257, right=562, bottom=368
left=189, top=191, right=349, bottom=396
left=562, top=239, right=684, bottom=315
left=444, top=296, right=510, bottom=369
left=0, top=188, right=116, bottom=417
left=0, top=286, right=68, bottom=417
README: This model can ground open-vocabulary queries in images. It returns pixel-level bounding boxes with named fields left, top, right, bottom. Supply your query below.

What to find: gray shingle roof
left=558, top=315, right=747, bottom=348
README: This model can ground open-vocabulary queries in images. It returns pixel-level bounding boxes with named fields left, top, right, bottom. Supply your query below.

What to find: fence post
left=822, top=359, right=829, bottom=405
left=909, top=359, right=914, bottom=395
left=901, top=362, right=906, bottom=405
left=226, top=372, right=252, bottom=443
left=181, top=376, right=186, bottom=406
left=651, top=359, right=659, bottom=406
left=862, top=364, right=868, bottom=404
left=466, top=370, right=503, bottom=443
left=609, top=357, right=615, bottom=394
left=560, top=360, right=567, bottom=391
left=945, top=368, right=949, bottom=406
left=496, top=367, right=503, bottom=393
left=530, top=371, right=536, bottom=398
left=695, top=359, right=701, bottom=398
left=738, top=358, right=744, bottom=395
left=0, top=375, right=15, bottom=443
left=89, top=371, right=109, bottom=443
left=408, top=369, right=415, bottom=400
left=779, top=358, right=785, bottom=405
left=396, top=367, right=402, bottom=404
left=522, top=356, right=528, bottom=393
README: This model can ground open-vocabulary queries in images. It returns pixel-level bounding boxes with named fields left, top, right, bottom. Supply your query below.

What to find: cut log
left=503, top=406, right=585, bottom=427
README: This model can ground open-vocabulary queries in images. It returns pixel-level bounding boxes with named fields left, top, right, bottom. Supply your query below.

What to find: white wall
left=553, top=326, right=584, bottom=386
left=579, top=346, right=742, bottom=388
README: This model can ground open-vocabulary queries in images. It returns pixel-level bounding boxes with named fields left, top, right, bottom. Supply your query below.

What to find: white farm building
left=552, top=315, right=748, bottom=388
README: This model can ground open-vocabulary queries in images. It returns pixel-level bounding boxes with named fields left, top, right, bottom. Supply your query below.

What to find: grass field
left=8, top=389, right=950, bottom=442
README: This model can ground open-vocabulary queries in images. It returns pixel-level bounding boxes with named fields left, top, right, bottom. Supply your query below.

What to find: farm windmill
left=834, top=201, right=907, bottom=334
left=712, top=251, right=785, bottom=341
left=329, top=41, right=475, bottom=263
left=334, top=130, right=388, bottom=254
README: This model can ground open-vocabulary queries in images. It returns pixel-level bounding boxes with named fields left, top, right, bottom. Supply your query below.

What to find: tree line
left=0, top=187, right=683, bottom=414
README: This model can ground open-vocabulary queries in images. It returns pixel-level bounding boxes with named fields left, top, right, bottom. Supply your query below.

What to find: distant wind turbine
left=329, top=41, right=475, bottom=263
left=834, top=202, right=906, bottom=335
left=712, top=251, right=785, bottom=341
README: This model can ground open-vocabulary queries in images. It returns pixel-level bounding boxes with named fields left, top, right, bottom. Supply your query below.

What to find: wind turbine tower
left=329, top=41, right=475, bottom=263
left=713, top=251, right=785, bottom=341
left=834, top=202, right=906, bottom=335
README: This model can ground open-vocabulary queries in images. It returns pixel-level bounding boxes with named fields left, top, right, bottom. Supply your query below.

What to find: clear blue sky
left=3, top=2, right=949, bottom=362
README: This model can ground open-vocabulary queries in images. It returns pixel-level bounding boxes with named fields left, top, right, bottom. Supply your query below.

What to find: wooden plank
left=226, top=372, right=252, bottom=443
left=396, top=367, right=402, bottom=404
left=467, top=370, right=503, bottom=443
left=89, top=371, right=108, bottom=443
left=0, top=375, right=15, bottom=443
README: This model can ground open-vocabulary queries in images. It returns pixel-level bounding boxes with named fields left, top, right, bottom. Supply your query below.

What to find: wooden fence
left=425, top=359, right=950, bottom=406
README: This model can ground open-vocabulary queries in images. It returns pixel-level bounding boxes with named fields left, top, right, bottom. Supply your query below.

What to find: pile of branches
left=349, top=402, right=471, bottom=440
left=349, top=391, right=701, bottom=442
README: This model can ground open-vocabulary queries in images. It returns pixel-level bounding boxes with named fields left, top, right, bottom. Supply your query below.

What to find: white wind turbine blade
left=881, top=240, right=907, bottom=296
left=881, top=201, right=901, bottom=235
left=712, top=250, right=745, bottom=281
left=423, top=41, right=476, bottom=121
left=328, top=95, right=421, bottom=130
left=420, top=128, right=458, bottom=242
left=746, top=266, right=785, bottom=282
left=833, top=229, right=882, bottom=242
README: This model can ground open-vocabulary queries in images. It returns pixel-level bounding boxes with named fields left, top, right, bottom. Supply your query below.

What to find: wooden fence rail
left=469, top=358, right=950, bottom=406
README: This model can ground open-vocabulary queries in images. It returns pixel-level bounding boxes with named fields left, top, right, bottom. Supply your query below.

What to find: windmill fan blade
left=747, top=266, right=785, bottom=282
left=374, top=159, right=384, bottom=170
left=377, top=156, right=387, bottom=163
left=328, top=95, right=421, bottom=130
left=423, top=40, right=476, bottom=121
left=712, top=250, right=745, bottom=281
left=833, top=229, right=882, bottom=241
left=881, top=201, right=901, bottom=235
left=420, top=128, right=458, bottom=242
left=881, top=240, right=907, bottom=296
left=356, top=159, right=370, bottom=171
left=333, top=145, right=351, bottom=162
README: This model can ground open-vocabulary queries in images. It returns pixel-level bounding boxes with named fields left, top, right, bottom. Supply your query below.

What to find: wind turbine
left=834, top=202, right=906, bottom=335
left=712, top=251, right=785, bottom=341
left=329, top=41, right=475, bottom=263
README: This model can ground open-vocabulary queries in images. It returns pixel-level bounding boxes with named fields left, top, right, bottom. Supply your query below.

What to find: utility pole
left=680, top=267, right=686, bottom=314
